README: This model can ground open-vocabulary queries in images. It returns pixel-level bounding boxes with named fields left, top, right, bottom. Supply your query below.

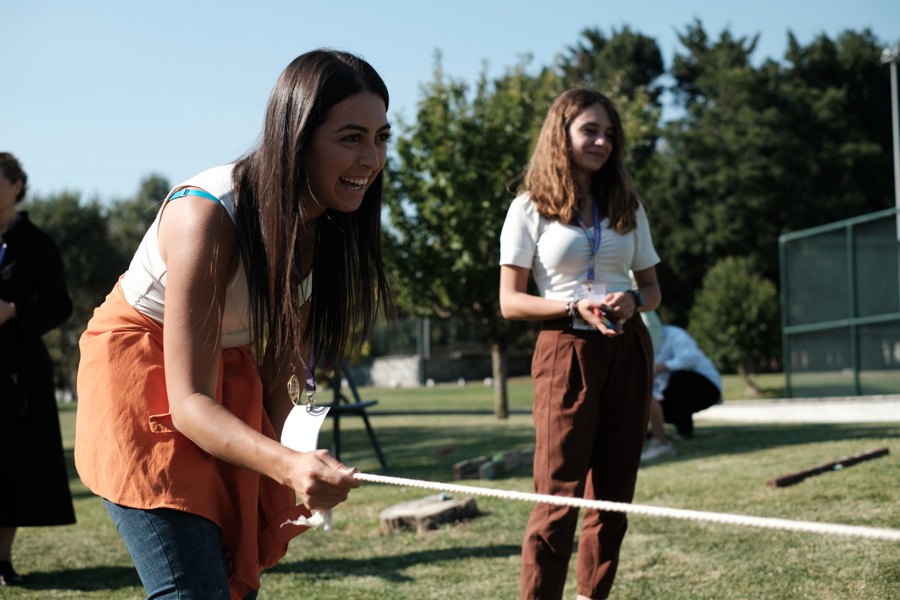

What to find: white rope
left=354, top=472, right=900, bottom=542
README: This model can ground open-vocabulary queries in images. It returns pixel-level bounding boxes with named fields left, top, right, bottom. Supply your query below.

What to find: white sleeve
left=499, top=195, right=538, bottom=268
left=630, top=202, right=660, bottom=271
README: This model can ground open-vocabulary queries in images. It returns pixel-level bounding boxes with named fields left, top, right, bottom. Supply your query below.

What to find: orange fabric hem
left=75, top=283, right=309, bottom=596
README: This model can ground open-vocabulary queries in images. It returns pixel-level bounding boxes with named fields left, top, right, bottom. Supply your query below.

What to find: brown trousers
left=520, top=316, right=653, bottom=600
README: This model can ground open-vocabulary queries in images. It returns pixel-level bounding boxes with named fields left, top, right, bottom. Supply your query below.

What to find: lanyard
left=288, top=256, right=318, bottom=410
left=576, top=202, right=602, bottom=287
left=303, top=263, right=318, bottom=409
left=286, top=309, right=318, bottom=411
left=305, top=331, right=317, bottom=409
left=0, top=242, right=6, bottom=266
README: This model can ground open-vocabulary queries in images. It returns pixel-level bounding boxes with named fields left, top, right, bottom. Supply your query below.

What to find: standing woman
left=499, top=89, right=661, bottom=600
left=0, top=152, right=76, bottom=586
left=75, top=49, right=393, bottom=599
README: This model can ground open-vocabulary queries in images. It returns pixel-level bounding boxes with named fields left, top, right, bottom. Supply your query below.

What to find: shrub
left=688, top=256, right=781, bottom=385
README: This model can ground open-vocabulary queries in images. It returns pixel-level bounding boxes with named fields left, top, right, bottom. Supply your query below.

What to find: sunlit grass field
left=5, top=374, right=898, bottom=599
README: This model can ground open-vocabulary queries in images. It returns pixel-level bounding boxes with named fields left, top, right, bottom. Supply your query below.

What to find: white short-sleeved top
left=499, top=193, right=659, bottom=300
left=119, top=164, right=256, bottom=348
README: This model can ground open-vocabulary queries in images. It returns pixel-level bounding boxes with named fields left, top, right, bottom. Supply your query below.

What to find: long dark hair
left=232, top=49, right=393, bottom=380
left=521, top=88, right=640, bottom=232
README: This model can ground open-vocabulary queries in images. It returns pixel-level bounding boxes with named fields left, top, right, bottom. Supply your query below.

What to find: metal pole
left=881, top=46, right=900, bottom=239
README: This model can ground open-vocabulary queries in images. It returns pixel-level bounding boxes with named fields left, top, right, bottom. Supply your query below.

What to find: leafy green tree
left=562, top=25, right=665, bottom=99
left=27, top=193, right=123, bottom=392
left=107, top=173, right=168, bottom=254
left=649, top=21, right=772, bottom=324
left=688, top=256, right=780, bottom=393
left=384, top=54, right=560, bottom=417
left=777, top=29, right=893, bottom=224
left=26, top=175, right=167, bottom=393
left=648, top=21, right=894, bottom=330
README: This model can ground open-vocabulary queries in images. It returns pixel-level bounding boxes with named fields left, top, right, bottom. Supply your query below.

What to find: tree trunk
left=491, top=342, right=509, bottom=419
left=738, top=364, right=762, bottom=397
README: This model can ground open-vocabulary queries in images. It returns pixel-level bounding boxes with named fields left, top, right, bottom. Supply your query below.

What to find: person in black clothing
left=0, top=152, right=76, bottom=586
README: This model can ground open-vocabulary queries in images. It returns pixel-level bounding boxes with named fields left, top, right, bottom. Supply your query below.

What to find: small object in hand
left=594, top=307, right=619, bottom=332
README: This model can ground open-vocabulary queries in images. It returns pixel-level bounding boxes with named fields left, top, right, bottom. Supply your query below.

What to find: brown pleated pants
left=520, top=315, right=653, bottom=600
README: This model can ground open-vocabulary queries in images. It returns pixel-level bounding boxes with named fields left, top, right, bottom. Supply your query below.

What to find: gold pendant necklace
left=287, top=372, right=301, bottom=406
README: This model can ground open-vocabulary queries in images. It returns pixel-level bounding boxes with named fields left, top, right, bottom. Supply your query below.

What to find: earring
left=305, top=174, right=322, bottom=207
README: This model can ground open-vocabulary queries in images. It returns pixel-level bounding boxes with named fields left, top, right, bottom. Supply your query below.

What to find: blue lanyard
left=576, top=203, right=601, bottom=286
left=0, top=242, right=6, bottom=266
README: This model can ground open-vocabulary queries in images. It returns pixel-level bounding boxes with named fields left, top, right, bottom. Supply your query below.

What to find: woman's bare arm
left=158, top=196, right=358, bottom=510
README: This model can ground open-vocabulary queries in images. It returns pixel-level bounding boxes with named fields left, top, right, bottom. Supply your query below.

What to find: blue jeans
left=103, top=499, right=258, bottom=600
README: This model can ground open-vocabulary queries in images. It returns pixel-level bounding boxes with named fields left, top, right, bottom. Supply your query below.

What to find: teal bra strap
left=169, top=188, right=221, bottom=203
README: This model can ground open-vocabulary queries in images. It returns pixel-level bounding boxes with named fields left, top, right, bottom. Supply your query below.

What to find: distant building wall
left=347, top=352, right=533, bottom=388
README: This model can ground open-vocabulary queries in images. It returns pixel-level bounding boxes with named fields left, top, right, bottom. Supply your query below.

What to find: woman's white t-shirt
left=499, top=193, right=659, bottom=300
left=119, top=164, right=257, bottom=348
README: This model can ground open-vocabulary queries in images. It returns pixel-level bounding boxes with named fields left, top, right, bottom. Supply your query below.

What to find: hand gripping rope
left=353, top=472, right=900, bottom=542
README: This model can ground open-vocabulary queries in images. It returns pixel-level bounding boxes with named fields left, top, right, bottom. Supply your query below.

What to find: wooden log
left=766, top=447, right=890, bottom=488
left=379, top=494, right=479, bottom=534
left=453, top=455, right=489, bottom=480
left=478, top=449, right=535, bottom=479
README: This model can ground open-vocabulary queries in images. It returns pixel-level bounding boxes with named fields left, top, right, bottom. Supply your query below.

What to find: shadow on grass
left=270, top=543, right=520, bottom=583
left=669, top=422, right=900, bottom=460
left=319, top=417, right=900, bottom=478
left=17, top=565, right=141, bottom=592
left=682, top=423, right=900, bottom=454
left=320, top=419, right=537, bottom=479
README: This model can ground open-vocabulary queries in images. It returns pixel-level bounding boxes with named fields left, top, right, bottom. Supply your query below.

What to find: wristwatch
left=626, top=289, right=643, bottom=312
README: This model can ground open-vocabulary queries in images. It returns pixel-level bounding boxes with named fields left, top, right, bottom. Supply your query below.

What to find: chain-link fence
left=368, top=317, right=496, bottom=358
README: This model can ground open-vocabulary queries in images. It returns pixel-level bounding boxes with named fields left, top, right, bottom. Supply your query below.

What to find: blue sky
left=5, top=0, right=899, bottom=203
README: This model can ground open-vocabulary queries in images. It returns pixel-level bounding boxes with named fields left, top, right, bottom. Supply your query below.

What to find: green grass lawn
left=6, top=375, right=898, bottom=599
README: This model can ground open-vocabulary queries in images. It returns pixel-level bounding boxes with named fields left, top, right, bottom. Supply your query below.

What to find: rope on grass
left=353, top=472, right=900, bottom=542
